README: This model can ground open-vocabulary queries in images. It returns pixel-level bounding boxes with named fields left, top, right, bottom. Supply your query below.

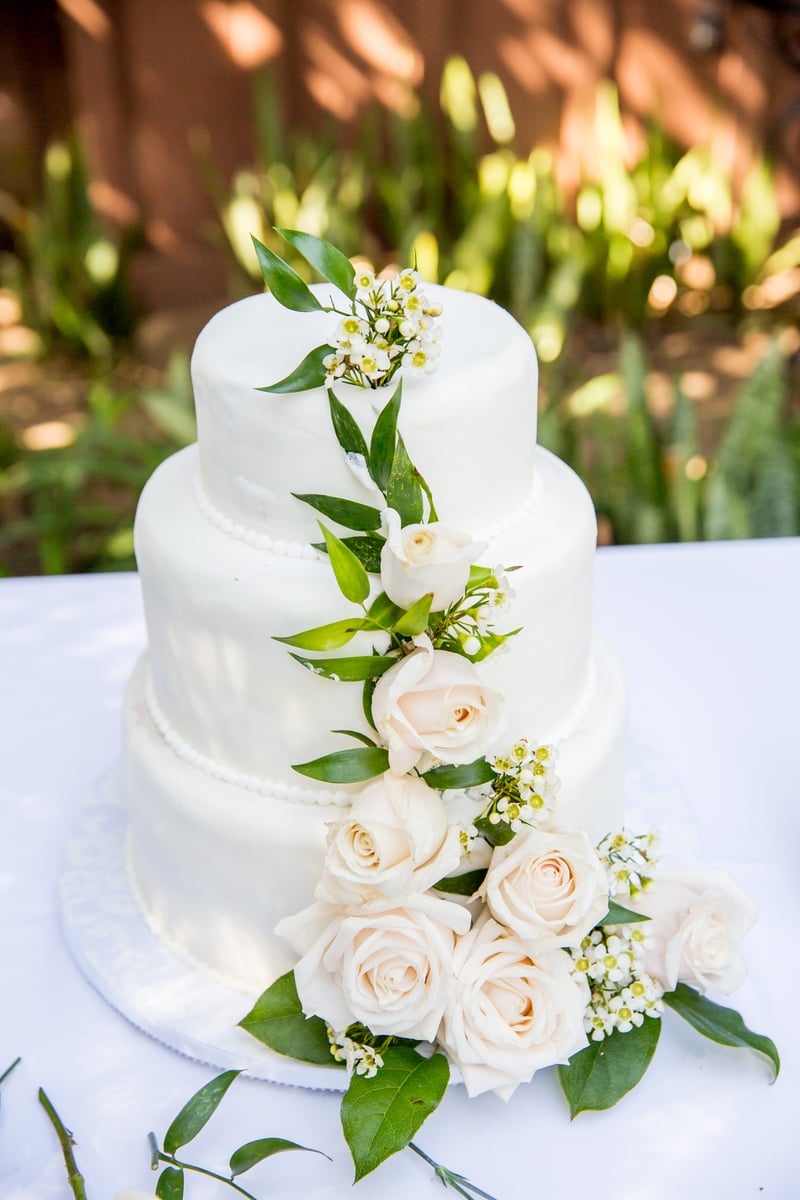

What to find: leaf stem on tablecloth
left=151, top=1149, right=261, bottom=1199
left=408, top=1142, right=498, bottom=1199
left=38, top=1087, right=88, bottom=1200
left=0, top=1056, right=21, bottom=1087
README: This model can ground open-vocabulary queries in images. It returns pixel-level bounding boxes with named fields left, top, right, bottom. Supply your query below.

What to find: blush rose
left=482, top=828, right=609, bottom=951
left=438, top=914, right=589, bottom=1099
left=317, top=772, right=463, bottom=904
left=629, top=868, right=758, bottom=994
left=379, top=508, right=483, bottom=612
left=275, top=893, right=470, bottom=1041
left=371, top=633, right=505, bottom=774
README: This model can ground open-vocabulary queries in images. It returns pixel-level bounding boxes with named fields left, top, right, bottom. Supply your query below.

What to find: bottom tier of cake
left=124, top=640, right=627, bottom=996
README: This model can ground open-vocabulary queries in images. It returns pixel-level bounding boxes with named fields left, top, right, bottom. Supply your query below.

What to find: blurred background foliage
left=0, top=57, right=798, bottom=575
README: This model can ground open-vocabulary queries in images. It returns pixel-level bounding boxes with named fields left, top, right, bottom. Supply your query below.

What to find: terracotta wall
left=5, top=0, right=799, bottom=309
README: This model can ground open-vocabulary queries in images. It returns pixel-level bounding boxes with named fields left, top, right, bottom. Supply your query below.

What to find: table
left=2, top=539, right=798, bottom=1199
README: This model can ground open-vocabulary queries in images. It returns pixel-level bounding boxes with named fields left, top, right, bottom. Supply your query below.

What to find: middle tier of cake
left=134, top=442, right=612, bottom=798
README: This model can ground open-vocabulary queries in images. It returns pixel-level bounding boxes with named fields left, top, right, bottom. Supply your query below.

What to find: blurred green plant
left=0, top=60, right=797, bottom=577
left=539, top=333, right=798, bottom=545
left=0, top=354, right=194, bottom=576
left=0, top=136, right=139, bottom=359
left=212, top=63, right=794, bottom=366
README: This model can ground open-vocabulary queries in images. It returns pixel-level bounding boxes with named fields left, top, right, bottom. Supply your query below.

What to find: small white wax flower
left=397, top=268, right=420, bottom=291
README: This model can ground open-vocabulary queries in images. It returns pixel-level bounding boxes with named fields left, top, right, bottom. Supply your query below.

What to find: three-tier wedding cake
left=123, top=278, right=626, bottom=994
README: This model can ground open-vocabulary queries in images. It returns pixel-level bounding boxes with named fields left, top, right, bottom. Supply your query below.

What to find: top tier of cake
left=192, top=283, right=539, bottom=545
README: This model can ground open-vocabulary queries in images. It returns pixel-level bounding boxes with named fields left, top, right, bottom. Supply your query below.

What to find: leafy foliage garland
left=239, top=231, right=779, bottom=1187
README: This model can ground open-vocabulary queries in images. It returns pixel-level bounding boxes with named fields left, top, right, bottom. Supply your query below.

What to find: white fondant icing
left=192, top=285, right=539, bottom=543
left=144, top=665, right=352, bottom=807
left=125, top=640, right=626, bottom=992
left=123, top=281, right=628, bottom=994
left=135, top=444, right=597, bottom=790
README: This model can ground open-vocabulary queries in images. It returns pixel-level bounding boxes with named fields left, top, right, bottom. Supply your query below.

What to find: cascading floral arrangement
left=239, top=231, right=779, bottom=1188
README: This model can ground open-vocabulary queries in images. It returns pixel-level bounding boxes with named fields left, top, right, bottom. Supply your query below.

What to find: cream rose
left=371, top=634, right=505, bottom=774
left=482, top=828, right=609, bottom=951
left=317, top=772, right=463, bottom=904
left=380, top=508, right=483, bottom=611
left=629, top=868, right=758, bottom=994
left=275, top=893, right=470, bottom=1041
left=439, top=914, right=589, bottom=1099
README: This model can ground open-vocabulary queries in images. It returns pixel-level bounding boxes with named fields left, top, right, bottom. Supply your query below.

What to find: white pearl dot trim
left=144, top=669, right=352, bottom=808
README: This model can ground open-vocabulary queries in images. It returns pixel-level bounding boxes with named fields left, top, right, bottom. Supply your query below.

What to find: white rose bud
left=380, top=508, right=483, bottom=612
left=482, top=829, right=609, bottom=951
left=371, top=633, right=506, bottom=775
left=629, top=868, right=758, bottom=994
left=276, top=894, right=470, bottom=1042
left=439, top=914, right=589, bottom=1099
left=317, top=772, right=463, bottom=904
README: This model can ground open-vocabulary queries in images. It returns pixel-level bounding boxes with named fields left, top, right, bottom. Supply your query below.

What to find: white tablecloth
left=2, top=539, right=798, bottom=1199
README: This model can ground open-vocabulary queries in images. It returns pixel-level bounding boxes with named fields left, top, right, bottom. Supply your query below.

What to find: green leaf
left=416, top=466, right=439, bottom=522
left=386, top=433, right=423, bottom=525
left=473, top=814, right=515, bottom=846
left=433, top=868, right=487, bottom=896
left=369, top=378, right=402, bottom=491
left=276, top=228, right=356, bottom=298
left=230, top=1137, right=326, bottom=1176
left=163, top=1070, right=241, bottom=1155
left=362, top=677, right=378, bottom=730
left=291, top=652, right=396, bottom=682
left=422, top=758, right=495, bottom=790
left=368, top=591, right=404, bottom=628
left=468, top=565, right=495, bottom=588
left=663, top=983, right=780, bottom=1080
left=328, top=388, right=370, bottom=462
left=294, top=493, right=383, bottom=532
left=601, top=900, right=652, bottom=926
left=293, top=745, right=389, bottom=783
left=313, top=535, right=385, bottom=573
left=558, top=1018, right=661, bottom=1117
left=252, top=236, right=324, bottom=311
left=156, top=1166, right=184, bottom=1200
left=258, top=344, right=331, bottom=394
left=341, top=1045, right=449, bottom=1181
left=239, top=971, right=336, bottom=1066
left=393, top=593, right=432, bottom=636
left=274, top=617, right=371, bottom=651
left=319, top=522, right=370, bottom=604
left=331, top=728, right=379, bottom=747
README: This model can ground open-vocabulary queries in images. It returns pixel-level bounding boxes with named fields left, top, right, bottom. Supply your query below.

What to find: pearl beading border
left=539, top=658, right=598, bottom=745
left=192, top=473, right=320, bottom=559
left=144, top=669, right=352, bottom=808
left=145, top=655, right=598, bottom=808
left=192, top=456, right=545, bottom=558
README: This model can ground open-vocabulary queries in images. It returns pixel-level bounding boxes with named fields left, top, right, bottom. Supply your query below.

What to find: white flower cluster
left=597, top=828, right=660, bottom=897
left=323, top=268, right=443, bottom=389
left=327, top=1026, right=384, bottom=1078
left=572, top=925, right=664, bottom=1041
left=481, top=740, right=560, bottom=832
left=438, top=565, right=515, bottom=660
